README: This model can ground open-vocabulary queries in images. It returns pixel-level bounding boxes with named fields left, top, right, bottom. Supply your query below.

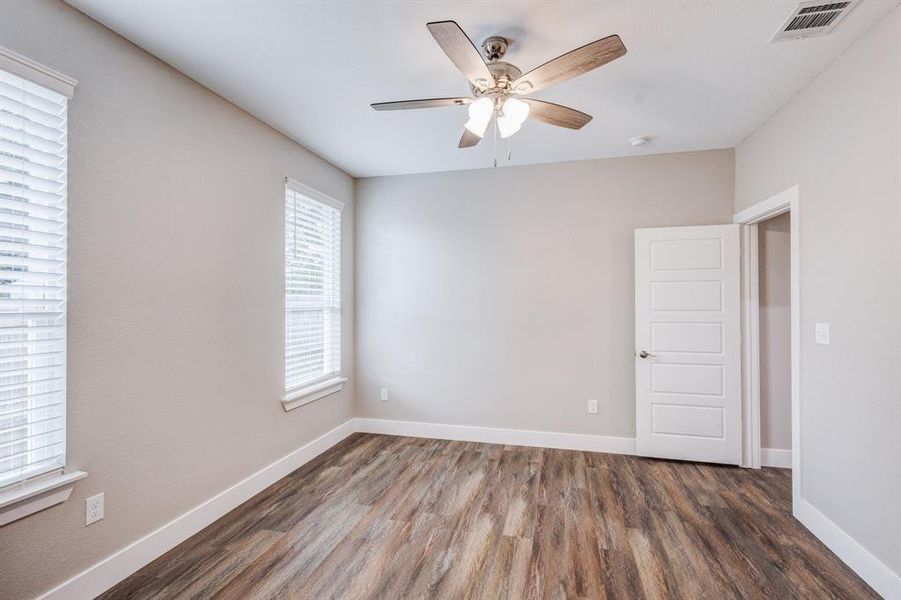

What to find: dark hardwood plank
left=97, top=434, right=880, bottom=600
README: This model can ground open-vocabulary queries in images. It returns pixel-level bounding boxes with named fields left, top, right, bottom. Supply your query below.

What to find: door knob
left=637, top=350, right=656, bottom=359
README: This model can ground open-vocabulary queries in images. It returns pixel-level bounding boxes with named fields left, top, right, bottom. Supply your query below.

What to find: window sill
left=0, top=471, right=87, bottom=527
left=282, top=377, right=347, bottom=412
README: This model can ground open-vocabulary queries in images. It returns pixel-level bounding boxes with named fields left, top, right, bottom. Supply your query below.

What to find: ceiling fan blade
left=427, top=20, right=494, bottom=88
left=523, top=99, right=592, bottom=130
left=458, top=128, right=482, bottom=148
left=512, top=34, right=626, bottom=95
left=371, top=97, right=472, bottom=111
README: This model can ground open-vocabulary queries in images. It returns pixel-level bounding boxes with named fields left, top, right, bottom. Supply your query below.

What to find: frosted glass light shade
left=502, top=97, right=529, bottom=124
left=464, top=97, right=493, bottom=137
left=497, top=114, right=522, bottom=138
left=498, top=97, right=530, bottom=138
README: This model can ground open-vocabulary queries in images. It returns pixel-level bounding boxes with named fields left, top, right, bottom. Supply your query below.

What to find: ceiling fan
left=371, top=21, right=626, bottom=148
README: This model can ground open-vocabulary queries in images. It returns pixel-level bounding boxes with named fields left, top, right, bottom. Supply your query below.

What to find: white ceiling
left=68, top=0, right=897, bottom=178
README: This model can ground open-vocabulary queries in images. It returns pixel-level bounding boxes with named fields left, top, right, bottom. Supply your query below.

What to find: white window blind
left=0, top=68, right=68, bottom=488
left=285, top=182, right=342, bottom=396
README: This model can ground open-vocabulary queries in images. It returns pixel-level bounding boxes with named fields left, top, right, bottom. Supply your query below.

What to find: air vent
left=771, top=1, right=856, bottom=42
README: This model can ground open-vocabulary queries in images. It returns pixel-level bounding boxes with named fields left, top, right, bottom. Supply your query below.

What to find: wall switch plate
left=587, top=399, right=599, bottom=414
left=815, top=322, right=831, bottom=345
left=86, top=493, right=104, bottom=526
left=379, top=388, right=389, bottom=402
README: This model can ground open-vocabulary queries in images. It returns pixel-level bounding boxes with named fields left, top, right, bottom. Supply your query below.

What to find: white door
left=634, top=225, right=741, bottom=465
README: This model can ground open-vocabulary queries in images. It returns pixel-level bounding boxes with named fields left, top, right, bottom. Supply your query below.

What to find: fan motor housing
left=472, top=61, right=522, bottom=96
left=482, top=36, right=509, bottom=61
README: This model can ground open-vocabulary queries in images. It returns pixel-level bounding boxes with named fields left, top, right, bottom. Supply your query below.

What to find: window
left=283, top=179, right=344, bottom=409
left=0, top=65, right=70, bottom=488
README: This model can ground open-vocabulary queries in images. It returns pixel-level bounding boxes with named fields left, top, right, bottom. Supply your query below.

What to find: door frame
left=734, top=185, right=800, bottom=501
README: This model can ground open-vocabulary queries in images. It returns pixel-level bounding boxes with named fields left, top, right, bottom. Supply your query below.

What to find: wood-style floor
left=100, top=433, right=877, bottom=599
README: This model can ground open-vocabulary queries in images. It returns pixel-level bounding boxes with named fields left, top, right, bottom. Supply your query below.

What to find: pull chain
left=492, top=116, right=498, bottom=168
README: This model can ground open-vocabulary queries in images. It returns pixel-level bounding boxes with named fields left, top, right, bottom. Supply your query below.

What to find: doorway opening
left=736, top=185, right=800, bottom=508
left=758, top=213, right=792, bottom=467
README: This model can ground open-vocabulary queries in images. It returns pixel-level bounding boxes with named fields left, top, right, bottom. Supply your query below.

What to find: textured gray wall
left=0, top=2, right=355, bottom=598
left=355, top=150, right=734, bottom=438
left=735, top=5, right=901, bottom=576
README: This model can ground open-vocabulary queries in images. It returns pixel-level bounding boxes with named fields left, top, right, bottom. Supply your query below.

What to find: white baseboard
left=353, top=418, right=637, bottom=455
left=761, top=447, right=792, bottom=468
left=795, top=499, right=901, bottom=599
left=38, top=419, right=357, bottom=600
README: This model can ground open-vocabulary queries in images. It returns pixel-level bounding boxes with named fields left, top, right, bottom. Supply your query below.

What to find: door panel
left=652, top=322, right=723, bottom=353
left=650, top=238, right=723, bottom=271
left=652, top=363, right=724, bottom=396
left=651, top=281, right=723, bottom=311
left=652, top=404, right=724, bottom=437
left=635, top=225, right=741, bottom=465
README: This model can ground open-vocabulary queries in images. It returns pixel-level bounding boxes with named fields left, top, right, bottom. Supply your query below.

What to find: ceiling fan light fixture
left=465, top=117, right=491, bottom=138
left=497, top=97, right=530, bottom=138
left=502, top=98, right=530, bottom=124
left=465, top=97, right=493, bottom=137
left=497, top=114, right=522, bottom=138
left=374, top=21, right=626, bottom=149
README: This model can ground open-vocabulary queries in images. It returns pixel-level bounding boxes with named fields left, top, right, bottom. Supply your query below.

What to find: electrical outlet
left=86, top=493, right=104, bottom=526
left=587, top=399, right=599, bottom=414
left=815, top=322, right=830, bottom=345
left=379, top=388, right=389, bottom=402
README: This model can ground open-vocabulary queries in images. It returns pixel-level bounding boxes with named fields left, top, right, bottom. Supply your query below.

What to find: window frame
left=281, top=177, right=345, bottom=411
left=0, top=44, right=85, bottom=526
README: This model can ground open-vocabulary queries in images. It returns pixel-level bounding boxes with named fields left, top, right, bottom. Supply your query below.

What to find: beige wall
left=735, top=5, right=901, bottom=576
left=758, top=213, right=791, bottom=451
left=355, top=150, right=734, bottom=437
left=0, top=2, right=355, bottom=598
